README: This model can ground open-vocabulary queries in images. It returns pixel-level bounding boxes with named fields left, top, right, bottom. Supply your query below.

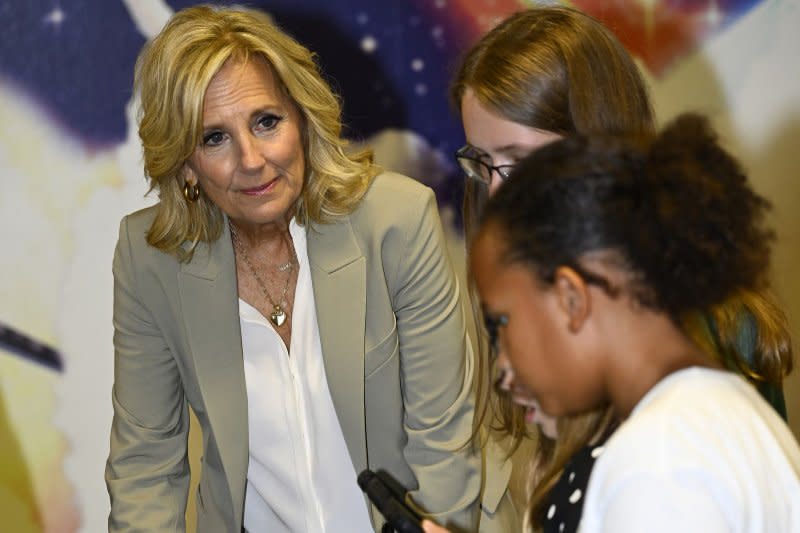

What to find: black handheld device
left=357, top=469, right=424, bottom=533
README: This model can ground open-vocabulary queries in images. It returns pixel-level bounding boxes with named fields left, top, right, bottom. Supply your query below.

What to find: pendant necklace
left=230, top=224, right=297, bottom=327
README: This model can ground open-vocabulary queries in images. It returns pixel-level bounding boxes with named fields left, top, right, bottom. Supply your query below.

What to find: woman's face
left=471, top=225, right=598, bottom=420
left=460, top=88, right=561, bottom=196
left=186, top=57, right=305, bottom=231
left=495, top=364, right=559, bottom=438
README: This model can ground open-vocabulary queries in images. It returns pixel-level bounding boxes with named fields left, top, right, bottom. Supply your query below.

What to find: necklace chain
left=230, top=224, right=297, bottom=327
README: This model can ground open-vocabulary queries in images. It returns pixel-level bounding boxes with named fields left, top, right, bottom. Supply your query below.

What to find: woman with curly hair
left=429, top=113, right=800, bottom=532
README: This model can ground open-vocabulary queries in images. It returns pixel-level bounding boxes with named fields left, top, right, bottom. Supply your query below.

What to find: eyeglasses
left=483, top=312, right=509, bottom=359
left=455, top=145, right=515, bottom=186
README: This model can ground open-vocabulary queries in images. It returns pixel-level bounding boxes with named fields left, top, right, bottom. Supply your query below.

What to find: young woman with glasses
left=448, top=6, right=792, bottom=533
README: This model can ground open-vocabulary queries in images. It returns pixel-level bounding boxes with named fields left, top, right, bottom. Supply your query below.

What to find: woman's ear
left=553, top=266, right=591, bottom=332
left=181, top=164, right=198, bottom=187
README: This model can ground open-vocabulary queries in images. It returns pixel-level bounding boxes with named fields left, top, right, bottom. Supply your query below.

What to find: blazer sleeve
left=388, top=186, right=481, bottom=530
left=105, top=216, right=190, bottom=532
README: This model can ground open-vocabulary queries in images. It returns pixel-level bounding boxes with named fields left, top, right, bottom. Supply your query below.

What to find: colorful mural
left=0, top=1, right=796, bottom=531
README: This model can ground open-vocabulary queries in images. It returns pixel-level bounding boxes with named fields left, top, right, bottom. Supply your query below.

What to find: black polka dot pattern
left=541, top=442, right=605, bottom=533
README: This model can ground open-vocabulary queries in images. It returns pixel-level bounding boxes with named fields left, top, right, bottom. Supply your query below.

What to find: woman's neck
left=601, top=308, right=723, bottom=420
left=229, top=214, right=293, bottom=250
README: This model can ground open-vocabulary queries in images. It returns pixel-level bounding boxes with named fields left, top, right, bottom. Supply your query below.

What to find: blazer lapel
left=306, top=218, right=368, bottom=474
left=178, top=220, right=248, bottom=531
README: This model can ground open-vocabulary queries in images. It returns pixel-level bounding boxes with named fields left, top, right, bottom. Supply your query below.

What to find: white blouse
left=240, top=219, right=373, bottom=532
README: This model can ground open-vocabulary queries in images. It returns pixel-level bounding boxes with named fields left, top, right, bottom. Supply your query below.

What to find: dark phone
left=357, top=469, right=424, bottom=533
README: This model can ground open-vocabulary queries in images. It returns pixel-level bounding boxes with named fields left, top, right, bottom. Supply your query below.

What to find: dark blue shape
left=0, top=0, right=468, bottom=220
left=0, top=0, right=145, bottom=148
left=0, top=322, right=62, bottom=372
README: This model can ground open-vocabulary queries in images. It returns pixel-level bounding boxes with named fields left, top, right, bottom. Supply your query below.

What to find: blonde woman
left=106, top=5, right=479, bottom=531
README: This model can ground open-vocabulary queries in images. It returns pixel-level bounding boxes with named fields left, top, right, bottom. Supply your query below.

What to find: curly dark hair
left=482, top=113, right=774, bottom=320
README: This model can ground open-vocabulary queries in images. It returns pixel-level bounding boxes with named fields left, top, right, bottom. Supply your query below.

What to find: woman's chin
left=534, top=410, right=559, bottom=439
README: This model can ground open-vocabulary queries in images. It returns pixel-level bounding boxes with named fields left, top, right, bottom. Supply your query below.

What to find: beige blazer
left=106, top=173, right=481, bottom=532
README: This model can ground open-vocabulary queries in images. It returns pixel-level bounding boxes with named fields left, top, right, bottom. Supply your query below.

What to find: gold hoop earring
left=183, top=182, right=200, bottom=203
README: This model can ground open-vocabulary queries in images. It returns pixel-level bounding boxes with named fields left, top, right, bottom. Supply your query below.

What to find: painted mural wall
left=1, top=1, right=797, bottom=530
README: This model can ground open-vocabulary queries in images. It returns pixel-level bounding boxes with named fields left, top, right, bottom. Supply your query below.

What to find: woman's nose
left=488, top=171, right=504, bottom=196
left=239, top=135, right=264, bottom=171
left=494, top=360, right=515, bottom=392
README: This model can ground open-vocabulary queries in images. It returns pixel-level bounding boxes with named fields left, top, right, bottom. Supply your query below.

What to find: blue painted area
left=0, top=0, right=467, bottom=154
left=0, top=0, right=144, bottom=147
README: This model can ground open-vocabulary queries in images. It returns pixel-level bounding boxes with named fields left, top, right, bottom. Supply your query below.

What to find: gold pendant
left=269, top=305, right=287, bottom=327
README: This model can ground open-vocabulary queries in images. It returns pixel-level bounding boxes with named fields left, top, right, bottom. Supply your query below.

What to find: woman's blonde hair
left=135, top=4, right=379, bottom=260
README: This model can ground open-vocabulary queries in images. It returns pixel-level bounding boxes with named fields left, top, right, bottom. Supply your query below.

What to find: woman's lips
left=511, top=393, right=536, bottom=408
left=511, top=394, right=538, bottom=423
left=512, top=395, right=558, bottom=438
left=496, top=367, right=557, bottom=435
left=240, top=177, right=278, bottom=195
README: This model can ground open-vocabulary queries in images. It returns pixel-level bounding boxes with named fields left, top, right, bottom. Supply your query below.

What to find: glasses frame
left=455, top=145, right=515, bottom=187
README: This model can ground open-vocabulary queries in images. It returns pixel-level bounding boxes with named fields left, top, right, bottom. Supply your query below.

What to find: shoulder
left=585, top=369, right=800, bottom=530
left=355, top=171, right=434, bottom=216
left=591, top=368, right=799, bottom=489
left=631, top=368, right=771, bottom=431
left=603, top=370, right=763, bottom=458
left=345, top=171, right=437, bottom=238
left=368, top=170, right=433, bottom=198
left=114, top=205, right=180, bottom=275
left=118, top=205, right=159, bottom=246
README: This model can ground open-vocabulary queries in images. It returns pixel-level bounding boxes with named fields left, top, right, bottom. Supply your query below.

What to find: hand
left=421, top=519, right=452, bottom=533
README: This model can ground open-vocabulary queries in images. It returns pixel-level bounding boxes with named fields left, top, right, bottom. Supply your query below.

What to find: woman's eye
left=256, top=114, right=283, bottom=131
left=202, top=131, right=225, bottom=146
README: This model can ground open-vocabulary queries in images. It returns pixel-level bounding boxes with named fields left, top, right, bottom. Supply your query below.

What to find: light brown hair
left=451, top=5, right=656, bottom=449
